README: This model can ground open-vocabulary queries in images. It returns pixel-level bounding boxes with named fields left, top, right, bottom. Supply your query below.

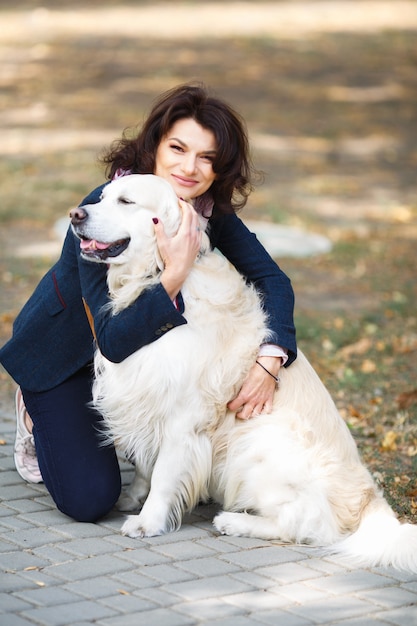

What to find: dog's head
left=70, top=174, right=181, bottom=265
left=70, top=174, right=183, bottom=268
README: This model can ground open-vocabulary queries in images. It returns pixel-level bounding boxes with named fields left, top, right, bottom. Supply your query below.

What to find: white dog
left=71, top=174, right=417, bottom=573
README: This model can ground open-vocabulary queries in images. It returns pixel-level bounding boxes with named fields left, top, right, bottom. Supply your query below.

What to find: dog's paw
left=121, top=514, right=164, bottom=538
left=116, top=492, right=142, bottom=512
left=213, top=511, right=245, bottom=537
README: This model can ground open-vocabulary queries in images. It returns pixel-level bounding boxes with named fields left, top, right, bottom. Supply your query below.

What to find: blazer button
left=155, top=329, right=162, bottom=335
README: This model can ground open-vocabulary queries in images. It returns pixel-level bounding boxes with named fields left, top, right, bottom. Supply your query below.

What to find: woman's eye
left=119, top=197, right=134, bottom=205
left=170, top=144, right=184, bottom=152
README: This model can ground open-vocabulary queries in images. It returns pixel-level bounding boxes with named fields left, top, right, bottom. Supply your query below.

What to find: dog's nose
left=69, top=206, right=88, bottom=225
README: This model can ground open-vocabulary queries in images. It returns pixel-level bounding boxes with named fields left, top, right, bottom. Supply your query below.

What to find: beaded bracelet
left=255, top=360, right=281, bottom=388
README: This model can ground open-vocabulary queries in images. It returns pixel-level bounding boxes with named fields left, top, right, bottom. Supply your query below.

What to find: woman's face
left=154, top=118, right=217, bottom=200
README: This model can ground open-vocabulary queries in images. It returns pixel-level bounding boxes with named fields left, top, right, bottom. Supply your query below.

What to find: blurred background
left=0, top=0, right=416, bottom=518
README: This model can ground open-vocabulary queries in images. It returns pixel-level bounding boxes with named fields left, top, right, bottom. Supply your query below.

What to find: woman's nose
left=181, top=154, right=197, bottom=175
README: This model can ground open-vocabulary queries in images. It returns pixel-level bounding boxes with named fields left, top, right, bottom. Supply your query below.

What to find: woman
left=0, top=84, right=297, bottom=523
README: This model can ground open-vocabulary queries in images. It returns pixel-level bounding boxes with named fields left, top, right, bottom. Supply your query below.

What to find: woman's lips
left=172, top=175, right=198, bottom=187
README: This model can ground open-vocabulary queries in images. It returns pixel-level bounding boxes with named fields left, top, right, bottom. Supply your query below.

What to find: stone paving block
left=0, top=458, right=17, bottom=474
left=220, top=545, right=307, bottom=569
left=0, top=615, right=40, bottom=626
left=172, top=597, right=246, bottom=621
left=0, top=570, right=45, bottom=595
left=31, top=544, right=81, bottom=565
left=98, top=591, right=157, bottom=613
left=285, top=595, right=380, bottom=623
left=0, top=516, right=40, bottom=532
left=302, top=557, right=347, bottom=575
left=223, top=588, right=296, bottom=612
left=0, top=485, right=40, bottom=502
left=13, top=586, right=81, bottom=608
left=135, top=586, right=181, bottom=608
left=135, top=562, right=195, bottom=584
left=175, top=555, right=242, bottom=577
left=0, top=549, right=50, bottom=575
left=63, top=575, right=138, bottom=599
left=96, top=531, right=145, bottom=550
left=307, top=570, right=397, bottom=594
left=0, top=498, right=51, bottom=514
left=374, top=606, right=417, bottom=626
left=0, top=503, right=18, bottom=519
left=100, top=607, right=196, bottom=626
left=228, top=570, right=279, bottom=590
left=53, top=522, right=111, bottom=539
left=162, top=574, right=253, bottom=602
left=0, top=470, right=30, bottom=487
left=143, top=539, right=217, bottom=562
left=139, top=523, right=216, bottom=545
left=58, top=537, right=126, bottom=557
left=196, top=536, right=249, bottom=554
left=42, top=553, right=134, bottom=582
left=3, top=527, right=72, bottom=550
left=255, top=560, right=325, bottom=584
left=269, top=581, right=330, bottom=604
left=18, top=509, right=72, bottom=527
left=21, top=599, right=118, bottom=626
left=249, top=609, right=314, bottom=626
left=17, top=568, right=63, bottom=589
left=209, top=616, right=274, bottom=626
left=327, top=618, right=404, bottom=626
left=212, top=534, right=272, bottom=550
left=115, top=546, right=173, bottom=567
left=0, top=591, right=34, bottom=613
left=356, top=585, right=417, bottom=609
left=111, top=569, right=162, bottom=590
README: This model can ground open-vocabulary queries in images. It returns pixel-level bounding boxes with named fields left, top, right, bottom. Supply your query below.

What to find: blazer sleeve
left=76, top=185, right=188, bottom=363
left=209, top=213, right=297, bottom=366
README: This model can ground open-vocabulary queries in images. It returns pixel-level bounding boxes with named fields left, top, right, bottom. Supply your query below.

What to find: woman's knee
left=55, top=473, right=121, bottom=523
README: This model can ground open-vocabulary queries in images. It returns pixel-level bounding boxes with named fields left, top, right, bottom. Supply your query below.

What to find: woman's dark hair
left=101, top=83, right=259, bottom=213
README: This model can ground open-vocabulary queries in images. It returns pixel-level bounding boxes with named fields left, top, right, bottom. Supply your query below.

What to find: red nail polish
left=152, top=217, right=159, bottom=224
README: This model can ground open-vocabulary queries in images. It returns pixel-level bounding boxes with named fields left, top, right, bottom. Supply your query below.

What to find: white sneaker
left=14, top=388, right=42, bottom=483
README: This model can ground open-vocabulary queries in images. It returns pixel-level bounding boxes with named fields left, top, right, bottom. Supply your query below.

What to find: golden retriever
left=71, top=174, right=417, bottom=573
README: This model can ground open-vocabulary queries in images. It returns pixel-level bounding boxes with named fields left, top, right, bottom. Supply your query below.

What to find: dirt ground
left=0, top=1, right=416, bottom=518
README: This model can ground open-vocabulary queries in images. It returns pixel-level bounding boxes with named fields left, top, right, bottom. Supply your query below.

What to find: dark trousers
left=21, top=366, right=121, bottom=522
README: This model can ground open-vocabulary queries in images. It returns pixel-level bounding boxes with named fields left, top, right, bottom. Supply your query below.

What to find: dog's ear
left=157, top=196, right=182, bottom=238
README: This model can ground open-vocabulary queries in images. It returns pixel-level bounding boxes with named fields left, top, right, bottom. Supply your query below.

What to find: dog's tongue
left=80, top=239, right=110, bottom=251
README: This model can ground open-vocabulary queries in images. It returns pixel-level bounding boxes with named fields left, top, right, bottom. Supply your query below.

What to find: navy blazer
left=0, top=184, right=297, bottom=392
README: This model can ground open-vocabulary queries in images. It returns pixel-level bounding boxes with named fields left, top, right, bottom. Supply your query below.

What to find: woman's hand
left=153, top=199, right=202, bottom=300
left=227, top=356, right=282, bottom=420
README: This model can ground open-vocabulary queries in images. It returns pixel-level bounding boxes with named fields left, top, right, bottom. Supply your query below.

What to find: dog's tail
left=327, top=505, right=417, bottom=573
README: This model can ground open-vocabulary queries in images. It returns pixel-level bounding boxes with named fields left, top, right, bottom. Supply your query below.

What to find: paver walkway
left=1, top=397, right=416, bottom=625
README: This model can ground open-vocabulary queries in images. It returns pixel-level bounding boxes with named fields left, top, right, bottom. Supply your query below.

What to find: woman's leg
left=21, top=366, right=121, bottom=522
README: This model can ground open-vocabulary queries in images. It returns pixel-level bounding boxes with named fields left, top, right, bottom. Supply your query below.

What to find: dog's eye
left=118, top=197, right=134, bottom=205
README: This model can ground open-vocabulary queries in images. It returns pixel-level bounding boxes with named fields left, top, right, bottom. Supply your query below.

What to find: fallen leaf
left=381, top=430, right=398, bottom=451
left=361, top=359, right=376, bottom=373
left=117, top=589, right=130, bottom=596
left=348, top=405, right=362, bottom=418
left=339, top=337, right=372, bottom=358
left=397, top=389, right=417, bottom=409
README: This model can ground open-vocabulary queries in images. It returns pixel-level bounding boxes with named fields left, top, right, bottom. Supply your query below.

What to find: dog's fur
left=72, top=174, right=417, bottom=572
